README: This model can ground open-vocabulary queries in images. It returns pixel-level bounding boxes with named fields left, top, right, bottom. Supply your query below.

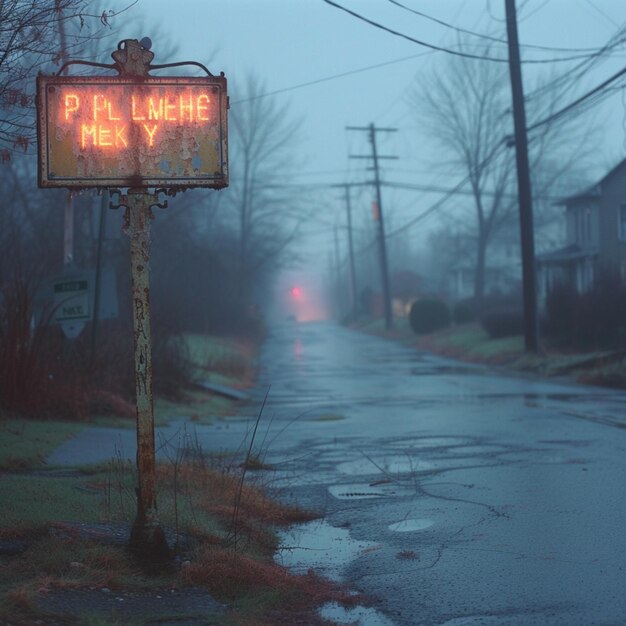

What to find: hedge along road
left=49, top=320, right=626, bottom=625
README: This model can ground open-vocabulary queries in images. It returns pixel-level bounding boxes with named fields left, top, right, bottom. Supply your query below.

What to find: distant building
left=448, top=257, right=520, bottom=302
left=537, top=158, right=626, bottom=298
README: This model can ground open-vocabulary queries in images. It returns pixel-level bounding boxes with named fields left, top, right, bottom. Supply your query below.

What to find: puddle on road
left=275, top=519, right=378, bottom=582
left=388, top=518, right=434, bottom=532
left=337, top=456, right=433, bottom=476
left=319, top=601, right=395, bottom=625
left=328, top=482, right=415, bottom=500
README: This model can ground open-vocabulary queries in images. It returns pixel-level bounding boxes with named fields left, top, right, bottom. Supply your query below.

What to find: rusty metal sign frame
left=37, top=74, right=228, bottom=190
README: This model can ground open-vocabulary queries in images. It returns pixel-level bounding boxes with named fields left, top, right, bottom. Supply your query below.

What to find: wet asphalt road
left=249, top=322, right=626, bottom=625
left=49, top=321, right=626, bottom=625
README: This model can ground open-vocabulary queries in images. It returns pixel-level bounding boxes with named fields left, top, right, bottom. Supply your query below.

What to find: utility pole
left=347, top=123, right=397, bottom=330
left=342, top=185, right=358, bottom=321
left=505, top=0, right=538, bottom=353
left=333, top=225, right=342, bottom=319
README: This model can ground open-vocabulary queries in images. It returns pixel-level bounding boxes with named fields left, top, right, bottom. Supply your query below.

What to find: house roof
left=555, top=157, right=626, bottom=204
left=536, top=243, right=598, bottom=264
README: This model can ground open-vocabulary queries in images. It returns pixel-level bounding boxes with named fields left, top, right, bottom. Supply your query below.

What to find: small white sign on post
left=53, top=276, right=90, bottom=322
left=53, top=274, right=91, bottom=339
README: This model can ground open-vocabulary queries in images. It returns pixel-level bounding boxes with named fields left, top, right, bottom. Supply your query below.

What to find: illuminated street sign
left=37, top=75, right=228, bottom=189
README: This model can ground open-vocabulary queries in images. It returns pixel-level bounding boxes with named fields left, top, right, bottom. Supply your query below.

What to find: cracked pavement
left=248, top=322, right=626, bottom=625
left=48, top=321, right=626, bottom=625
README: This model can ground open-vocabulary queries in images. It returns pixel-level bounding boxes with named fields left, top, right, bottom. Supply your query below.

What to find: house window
left=575, top=208, right=591, bottom=243
left=575, top=207, right=592, bottom=243
left=620, top=205, right=626, bottom=241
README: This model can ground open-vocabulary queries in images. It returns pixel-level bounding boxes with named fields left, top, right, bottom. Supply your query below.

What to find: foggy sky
left=108, top=0, right=626, bottom=297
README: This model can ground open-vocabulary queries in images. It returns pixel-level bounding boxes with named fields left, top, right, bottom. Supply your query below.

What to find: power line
left=524, top=23, right=626, bottom=104
left=226, top=6, right=626, bottom=109
left=527, top=63, right=626, bottom=132
left=386, top=0, right=612, bottom=54
left=323, top=0, right=507, bottom=63
left=581, top=0, right=621, bottom=28
left=382, top=180, right=559, bottom=200
left=230, top=50, right=433, bottom=105
left=376, top=63, right=626, bottom=241
left=322, top=0, right=614, bottom=64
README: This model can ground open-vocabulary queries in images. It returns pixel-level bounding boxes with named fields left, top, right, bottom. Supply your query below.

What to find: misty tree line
left=0, top=2, right=306, bottom=418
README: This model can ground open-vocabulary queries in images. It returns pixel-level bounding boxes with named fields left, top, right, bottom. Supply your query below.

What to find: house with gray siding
left=537, top=158, right=626, bottom=298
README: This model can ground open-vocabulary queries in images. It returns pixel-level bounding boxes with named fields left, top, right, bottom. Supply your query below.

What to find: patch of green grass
left=0, top=420, right=84, bottom=470
left=0, top=451, right=336, bottom=625
left=466, top=334, right=523, bottom=358
left=415, top=323, right=524, bottom=359
left=433, top=325, right=488, bottom=350
left=184, top=334, right=253, bottom=387
left=0, top=474, right=105, bottom=531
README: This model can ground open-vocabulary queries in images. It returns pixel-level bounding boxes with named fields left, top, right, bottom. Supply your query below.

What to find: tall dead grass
left=0, top=274, right=195, bottom=421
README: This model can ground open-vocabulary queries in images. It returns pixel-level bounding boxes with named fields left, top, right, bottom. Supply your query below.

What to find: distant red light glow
left=290, top=286, right=302, bottom=297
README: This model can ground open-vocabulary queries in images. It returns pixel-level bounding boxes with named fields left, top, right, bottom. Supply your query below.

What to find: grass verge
left=0, top=332, right=358, bottom=624
left=0, top=420, right=84, bottom=471
left=0, top=429, right=358, bottom=624
left=353, top=318, right=626, bottom=387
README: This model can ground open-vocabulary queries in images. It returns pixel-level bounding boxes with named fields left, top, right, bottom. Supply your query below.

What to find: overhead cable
left=230, top=51, right=432, bottom=105
left=527, top=64, right=626, bottom=132
left=322, top=0, right=615, bottom=64
left=386, top=0, right=615, bottom=54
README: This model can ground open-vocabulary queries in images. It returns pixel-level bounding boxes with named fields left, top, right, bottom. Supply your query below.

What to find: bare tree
left=411, top=45, right=594, bottom=301
left=0, top=0, right=131, bottom=157
left=227, top=74, right=304, bottom=310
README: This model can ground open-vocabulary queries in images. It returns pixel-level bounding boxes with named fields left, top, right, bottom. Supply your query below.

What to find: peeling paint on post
left=123, top=190, right=169, bottom=561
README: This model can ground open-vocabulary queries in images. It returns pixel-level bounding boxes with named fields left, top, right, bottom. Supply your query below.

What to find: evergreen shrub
left=409, top=299, right=451, bottom=334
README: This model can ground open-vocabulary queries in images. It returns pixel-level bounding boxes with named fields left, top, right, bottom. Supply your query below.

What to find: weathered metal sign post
left=37, top=39, right=228, bottom=560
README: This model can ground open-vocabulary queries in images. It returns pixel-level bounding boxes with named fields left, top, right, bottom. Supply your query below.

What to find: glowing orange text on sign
left=37, top=75, right=228, bottom=189
left=59, top=90, right=213, bottom=150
